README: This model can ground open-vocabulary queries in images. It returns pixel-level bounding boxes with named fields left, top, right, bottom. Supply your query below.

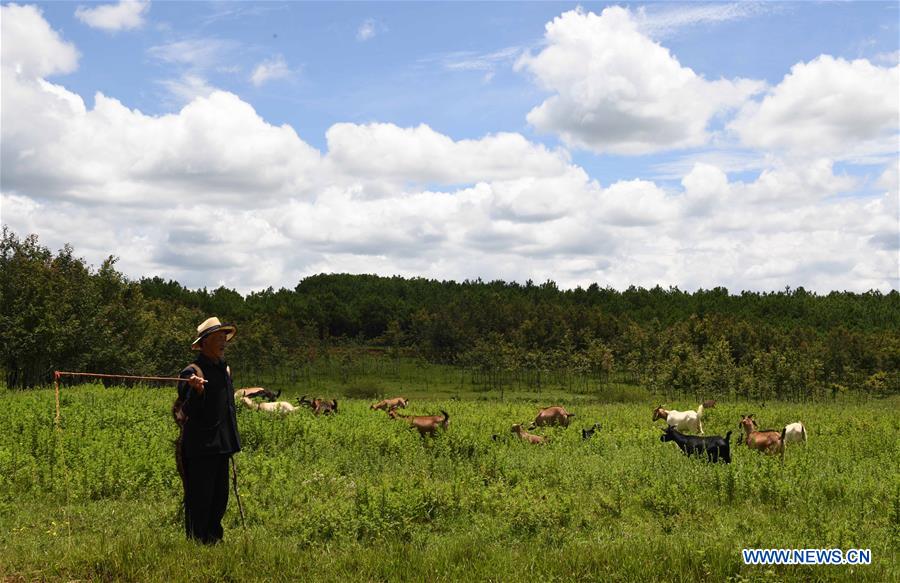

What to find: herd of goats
left=233, top=388, right=808, bottom=464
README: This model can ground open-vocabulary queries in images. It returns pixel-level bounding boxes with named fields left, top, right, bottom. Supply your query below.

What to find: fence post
left=54, top=371, right=61, bottom=427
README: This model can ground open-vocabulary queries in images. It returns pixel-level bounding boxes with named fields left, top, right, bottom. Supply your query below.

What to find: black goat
left=581, top=423, right=602, bottom=440
left=659, top=426, right=732, bottom=463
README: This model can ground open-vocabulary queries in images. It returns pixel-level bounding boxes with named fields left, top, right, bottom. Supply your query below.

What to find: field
left=0, top=384, right=897, bottom=582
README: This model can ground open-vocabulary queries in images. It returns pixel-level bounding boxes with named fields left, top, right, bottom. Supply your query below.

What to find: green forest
left=2, top=227, right=899, bottom=400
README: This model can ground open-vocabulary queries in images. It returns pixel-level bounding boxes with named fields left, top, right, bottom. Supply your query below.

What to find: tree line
left=2, top=228, right=898, bottom=399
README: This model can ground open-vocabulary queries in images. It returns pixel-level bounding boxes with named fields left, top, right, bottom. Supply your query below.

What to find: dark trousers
left=183, top=454, right=230, bottom=544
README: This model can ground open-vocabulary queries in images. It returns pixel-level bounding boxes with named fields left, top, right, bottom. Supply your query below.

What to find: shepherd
left=174, top=317, right=242, bottom=545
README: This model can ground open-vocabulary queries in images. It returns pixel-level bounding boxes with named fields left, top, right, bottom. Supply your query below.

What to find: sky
left=1, top=1, right=898, bottom=294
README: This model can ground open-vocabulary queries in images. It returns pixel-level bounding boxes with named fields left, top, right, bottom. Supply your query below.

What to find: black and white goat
left=581, top=423, right=602, bottom=440
left=659, top=426, right=732, bottom=463
left=234, top=387, right=281, bottom=401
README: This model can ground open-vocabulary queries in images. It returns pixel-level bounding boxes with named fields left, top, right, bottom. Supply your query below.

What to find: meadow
left=0, top=383, right=897, bottom=582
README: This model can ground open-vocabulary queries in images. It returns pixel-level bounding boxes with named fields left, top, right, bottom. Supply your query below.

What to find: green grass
left=0, top=384, right=897, bottom=581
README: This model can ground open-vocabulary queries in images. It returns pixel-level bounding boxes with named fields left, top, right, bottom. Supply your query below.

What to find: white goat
left=652, top=403, right=705, bottom=434
left=240, top=396, right=296, bottom=413
left=782, top=421, right=807, bottom=445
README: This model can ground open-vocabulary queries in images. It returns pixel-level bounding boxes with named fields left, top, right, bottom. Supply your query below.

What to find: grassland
left=0, top=383, right=897, bottom=582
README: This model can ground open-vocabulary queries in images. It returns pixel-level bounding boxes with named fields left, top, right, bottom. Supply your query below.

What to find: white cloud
left=635, top=2, right=775, bottom=39
left=515, top=7, right=764, bottom=155
left=75, top=0, right=149, bottom=32
left=2, top=61, right=322, bottom=208
left=877, top=159, right=899, bottom=193
left=1, top=4, right=79, bottom=79
left=158, top=74, right=216, bottom=104
left=441, top=47, right=522, bottom=72
left=147, top=39, right=237, bottom=68
left=731, top=55, right=899, bottom=160
left=250, top=55, right=291, bottom=87
left=874, top=50, right=900, bottom=66
left=2, top=5, right=897, bottom=294
left=324, top=122, right=572, bottom=188
left=357, top=18, right=376, bottom=42
left=147, top=39, right=239, bottom=103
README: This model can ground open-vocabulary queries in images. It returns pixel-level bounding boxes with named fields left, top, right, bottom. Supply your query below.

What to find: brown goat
left=370, top=397, right=409, bottom=411
left=738, top=415, right=784, bottom=456
left=702, top=399, right=717, bottom=409
left=511, top=424, right=546, bottom=444
left=298, top=395, right=338, bottom=416
left=388, top=409, right=449, bottom=437
left=530, top=406, right=576, bottom=428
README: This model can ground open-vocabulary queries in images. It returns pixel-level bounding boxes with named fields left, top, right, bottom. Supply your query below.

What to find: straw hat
left=191, top=317, right=237, bottom=350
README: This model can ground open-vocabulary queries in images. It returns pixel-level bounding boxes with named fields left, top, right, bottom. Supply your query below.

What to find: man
left=176, top=317, right=241, bottom=544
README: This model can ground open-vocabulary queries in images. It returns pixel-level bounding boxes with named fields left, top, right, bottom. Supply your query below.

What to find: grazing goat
left=782, top=421, right=807, bottom=445
left=659, top=426, right=732, bottom=463
left=370, top=397, right=409, bottom=411
left=240, top=396, right=296, bottom=413
left=298, top=395, right=338, bottom=416
left=738, top=415, right=784, bottom=456
left=652, top=403, right=705, bottom=434
left=581, top=423, right=602, bottom=440
left=234, top=387, right=281, bottom=401
left=511, top=424, right=546, bottom=445
left=388, top=409, right=449, bottom=437
left=530, top=406, right=576, bottom=429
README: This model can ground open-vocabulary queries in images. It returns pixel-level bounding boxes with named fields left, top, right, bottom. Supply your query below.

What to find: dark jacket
left=177, top=353, right=241, bottom=458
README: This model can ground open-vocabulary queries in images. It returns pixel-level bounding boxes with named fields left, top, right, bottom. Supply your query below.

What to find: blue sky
left=2, top=1, right=898, bottom=293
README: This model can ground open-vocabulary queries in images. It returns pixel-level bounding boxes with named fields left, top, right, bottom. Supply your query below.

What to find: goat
left=581, top=423, right=602, bottom=440
left=511, top=424, right=546, bottom=444
left=297, top=395, right=338, bottom=416
left=652, top=403, right=705, bottom=434
left=234, top=387, right=281, bottom=401
left=659, top=426, right=732, bottom=463
left=530, top=406, right=576, bottom=429
left=738, top=415, right=784, bottom=456
left=702, top=399, right=717, bottom=409
left=388, top=409, right=449, bottom=437
left=370, top=397, right=408, bottom=411
left=782, top=421, right=807, bottom=445
left=240, top=396, right=296, bottom=413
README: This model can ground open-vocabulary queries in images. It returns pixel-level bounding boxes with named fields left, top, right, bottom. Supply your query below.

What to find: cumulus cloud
left=324, top=123, right=572, bottom=188
left=2, top=5, right=897, bottom=294
left=731, top=55, right=899, bottom=160
left=75, top=0, right=149, bottom=32
left=250, top=55, right=291, bottom=86
left=1, top=60, right=322, bottom=208
left=2, top=4, right=79, bottom=79
left=515, top=7, right=764, bottom=155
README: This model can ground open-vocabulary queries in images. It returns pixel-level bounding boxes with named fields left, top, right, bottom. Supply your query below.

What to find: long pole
left=53, top=370, right=192, bottom=428
left=231, top=457, right=247, bottom=529
left=54, top=371, right=61, bottom=426
left=54, top=371, right=192, bottom=382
